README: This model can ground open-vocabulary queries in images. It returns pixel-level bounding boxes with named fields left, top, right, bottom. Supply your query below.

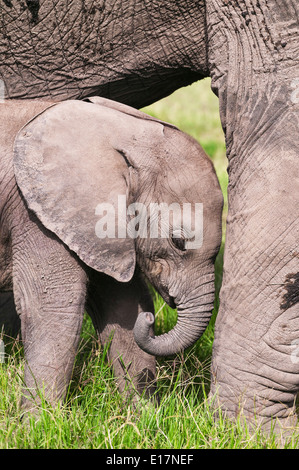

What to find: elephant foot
left=136, top=367, right=159, bottom=402
left=209, top=386, right=298, bottom=441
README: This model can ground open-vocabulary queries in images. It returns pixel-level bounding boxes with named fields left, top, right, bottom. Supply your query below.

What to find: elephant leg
left=210, top=78, right=299, bottom=432
left=86, top=271, right=158, bottom=402
left=211, top=188, right=299, bottom=432
left=0, top=291, right=20, bottom=338
left=12, top=217, right=87, bottom=413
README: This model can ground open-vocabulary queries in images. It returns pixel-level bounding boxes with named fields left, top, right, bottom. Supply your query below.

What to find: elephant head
left=14, top=97, right=223, bottom=357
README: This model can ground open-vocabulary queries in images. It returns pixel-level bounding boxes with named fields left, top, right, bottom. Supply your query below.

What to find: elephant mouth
left=168, top=295, right=176, bottom=309
left=159, top=292, right=176, bottom=309
left=155, top=285, right=176, bottom=309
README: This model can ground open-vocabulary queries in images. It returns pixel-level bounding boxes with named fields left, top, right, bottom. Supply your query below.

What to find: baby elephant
left=0, top=97, right=223, bottom=412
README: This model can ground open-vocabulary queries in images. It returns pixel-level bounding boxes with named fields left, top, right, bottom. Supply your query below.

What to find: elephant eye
left=171, top=234, right=187, bottom=252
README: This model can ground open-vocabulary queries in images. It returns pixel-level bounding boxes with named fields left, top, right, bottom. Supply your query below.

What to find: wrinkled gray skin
left=0, top=0, right=298, bottom=431
left=0, top=98, right=222, bottom=412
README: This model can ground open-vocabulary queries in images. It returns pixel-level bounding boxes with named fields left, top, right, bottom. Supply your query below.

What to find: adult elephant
left=1, top=0, right=298, bottom=431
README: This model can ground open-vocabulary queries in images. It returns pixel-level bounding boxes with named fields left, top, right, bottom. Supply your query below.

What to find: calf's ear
left=13, top=100, right=137, bottom=282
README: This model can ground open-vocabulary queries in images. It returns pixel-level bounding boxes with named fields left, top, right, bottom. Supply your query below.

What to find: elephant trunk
left=133, top=277, right=215, bottom=356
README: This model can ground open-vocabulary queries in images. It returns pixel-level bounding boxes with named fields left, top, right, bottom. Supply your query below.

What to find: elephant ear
left=13, top=100, right=136, bottom=282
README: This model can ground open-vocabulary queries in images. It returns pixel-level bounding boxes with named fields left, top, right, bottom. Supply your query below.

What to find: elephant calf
left=0, top=97, right=223, bottom=412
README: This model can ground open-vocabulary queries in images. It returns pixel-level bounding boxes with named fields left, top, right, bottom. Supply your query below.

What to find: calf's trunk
left=134, top=276, right=216, bottom=357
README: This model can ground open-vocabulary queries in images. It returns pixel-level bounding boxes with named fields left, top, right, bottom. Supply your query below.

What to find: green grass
left=0, top=79, right=298, bottom=449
